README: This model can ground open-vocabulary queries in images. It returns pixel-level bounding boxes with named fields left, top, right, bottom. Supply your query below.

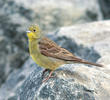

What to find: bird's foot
left=42, top=70, right=55, bottom=82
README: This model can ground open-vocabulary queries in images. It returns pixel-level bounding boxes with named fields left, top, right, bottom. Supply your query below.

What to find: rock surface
left=0, top=21, right=110, bottom=100
left=99, top=0, right=110, bottom=19
left=51, top=20, right=110, bottom=66
left=15, top=0, right=103, bottom=32
left=0, top=0, right=33, bottom=85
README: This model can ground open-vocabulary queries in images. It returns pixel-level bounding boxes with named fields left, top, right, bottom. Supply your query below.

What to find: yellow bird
left=27, top=25, right=103, bottom=82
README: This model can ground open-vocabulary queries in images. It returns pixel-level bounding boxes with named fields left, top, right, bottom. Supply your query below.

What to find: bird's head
left=27, top=25, right=42, bottom=40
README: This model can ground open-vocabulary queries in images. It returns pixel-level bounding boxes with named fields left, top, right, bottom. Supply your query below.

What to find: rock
left=99, top=0, right=110, bottom=19
left=51, top=20, right=110, bottom=66
left=0, top=0, right=33, bottom=86
left=0, top=21, right=110, bottom=100
left=0, top=36, right=28, bottom=85
left=0, top=59, right=110, bottom=100
left=0, top=58, right=38, bottom=100
left=18, top=64, right=110, bottom=100
left=15, top=0, right=103, bottom=32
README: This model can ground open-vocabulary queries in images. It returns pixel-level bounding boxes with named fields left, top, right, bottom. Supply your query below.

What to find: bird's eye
left=33, top=29, right=36, bottom=32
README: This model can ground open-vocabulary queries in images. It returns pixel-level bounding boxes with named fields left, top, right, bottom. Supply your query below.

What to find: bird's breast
left=29, top=40, right=64, bottom=70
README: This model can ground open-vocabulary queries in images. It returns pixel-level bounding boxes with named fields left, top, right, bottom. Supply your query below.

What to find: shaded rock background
left=14, top=0, right=103, bottom=31
left=0, top=21, right=110, bottom=100
left=99, top=0, right=110, bottom=19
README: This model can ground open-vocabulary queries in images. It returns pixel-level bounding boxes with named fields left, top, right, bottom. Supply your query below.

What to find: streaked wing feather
left=39, top=37, right=83, bottom=62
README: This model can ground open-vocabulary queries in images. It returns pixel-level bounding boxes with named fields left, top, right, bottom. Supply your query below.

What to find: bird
left=27, top=25, right=103, bottom=82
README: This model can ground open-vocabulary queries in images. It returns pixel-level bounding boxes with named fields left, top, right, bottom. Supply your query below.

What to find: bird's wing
left=38, top=37, right=82, bottom=62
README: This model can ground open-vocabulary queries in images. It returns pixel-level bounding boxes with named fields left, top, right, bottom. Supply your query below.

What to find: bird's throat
left=29, top=39, right=40, bottom=56
left=27, top=32, right=36, bottom=40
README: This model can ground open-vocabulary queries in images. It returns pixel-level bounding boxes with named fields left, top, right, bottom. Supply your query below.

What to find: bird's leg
left=42, top=69, right=49, bottom=78
left=42, top=70, right=54, bottom=82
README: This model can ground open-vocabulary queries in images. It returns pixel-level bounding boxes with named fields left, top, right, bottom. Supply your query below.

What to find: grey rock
left=0, top=58, right=38, bottom=100
left=0, top=36, right=28, bottom=85
left=0, top=0, right=33, bottom=86
left=99, top=0, right=110, bottom=19
left=15, top=0, right=103, bottom=32
left=51, top=20, right=110, bottom=66
left=17, top=64, right=97, bottom=100
left=0, top=21, right=110, bottom=100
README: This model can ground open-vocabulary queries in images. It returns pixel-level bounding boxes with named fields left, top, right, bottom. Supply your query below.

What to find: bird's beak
left=26, top=31, right=31, bottom=37
left=26, top=31, right=31, bottom=33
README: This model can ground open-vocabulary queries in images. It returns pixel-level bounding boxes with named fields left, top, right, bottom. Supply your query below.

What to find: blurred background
left=0, top=0, right=110, bottom=87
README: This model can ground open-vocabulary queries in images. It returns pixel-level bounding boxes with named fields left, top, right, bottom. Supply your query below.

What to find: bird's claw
left=42, top=70, right=55, bottom=82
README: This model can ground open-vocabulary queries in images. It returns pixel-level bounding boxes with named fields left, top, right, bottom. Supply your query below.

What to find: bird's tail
left=78, top=59, right=103, bottom=67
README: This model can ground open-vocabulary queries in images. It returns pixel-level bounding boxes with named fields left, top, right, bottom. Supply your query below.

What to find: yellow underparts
left=29, top=39, right=65, bottom=70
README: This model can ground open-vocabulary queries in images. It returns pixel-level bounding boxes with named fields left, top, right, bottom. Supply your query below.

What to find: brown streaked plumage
left=39, top=37, right=103, bottom=67
left=27, top=25, right=103, bottom=82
